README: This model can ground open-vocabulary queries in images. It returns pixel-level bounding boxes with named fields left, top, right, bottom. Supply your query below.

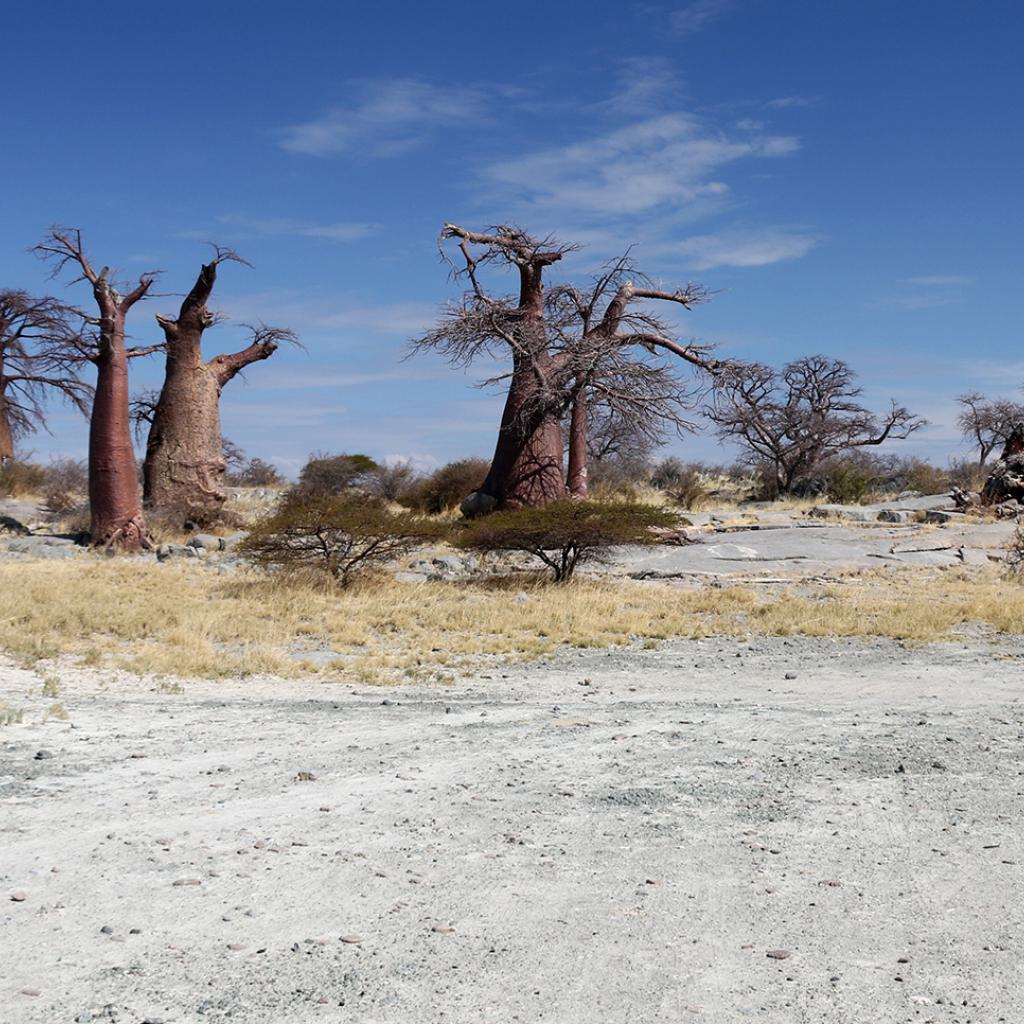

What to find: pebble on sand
left=766, top=949, right=792, bottom=960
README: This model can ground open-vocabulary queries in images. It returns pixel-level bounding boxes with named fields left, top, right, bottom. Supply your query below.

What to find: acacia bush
left=0, top=460, right=46, bottom=497
left=240, top=493, right=447, bottom=585
left=295, top=452, right=379, bottom=497
left=404, top=457, right=489, bottom=513
left=454, top=500, right=679, bottom=582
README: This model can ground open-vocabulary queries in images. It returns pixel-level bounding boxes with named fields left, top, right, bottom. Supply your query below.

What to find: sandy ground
left=2, top=635, right=1024, bottom=1023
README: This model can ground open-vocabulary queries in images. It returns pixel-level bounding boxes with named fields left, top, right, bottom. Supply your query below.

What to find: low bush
left=225, top=457, right=286, bottom=487
left=454, top=500, right=679, bottom=582
left=295, top=452, right=378, bottom=497
left=41, top=458, right=88, bottom=514
left=404, top=457, right=489, bottom=513
left=586, top=455, right=652, bottom=493
left=948, top=457, right=989, bottom=494
left=240, top=493, right=447, bottom=585
left=823, top=454, right=882, bottom=504
left=0, top=460, right=45, bottom=497
left=367, top=459, right=421, bottom=503
left=883, top=456, right=951, bottom=496
left=664, top=464, right=710, bottom=510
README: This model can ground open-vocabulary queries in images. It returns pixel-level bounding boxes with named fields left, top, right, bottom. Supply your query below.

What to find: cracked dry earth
left=2, top=636, right=1024, bottom=1023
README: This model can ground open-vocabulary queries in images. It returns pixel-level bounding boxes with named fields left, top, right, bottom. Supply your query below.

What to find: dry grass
left=0, top=561, right=1021, bottom=684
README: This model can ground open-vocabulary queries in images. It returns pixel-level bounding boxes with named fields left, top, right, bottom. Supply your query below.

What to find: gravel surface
left=2, top=636, right=1023, bottom=1023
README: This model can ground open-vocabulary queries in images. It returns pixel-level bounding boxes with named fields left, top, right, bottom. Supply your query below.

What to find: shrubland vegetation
left=454, top=500, right=679, bottom=581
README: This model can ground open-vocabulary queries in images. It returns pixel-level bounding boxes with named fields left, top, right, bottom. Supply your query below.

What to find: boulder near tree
left=413, top=225, right=725, bottom=511
left=34, top=228, right=162, bottom=551
left=143, top=247, right=297, bottom=525
left=0, top=289, right=90, bottom=465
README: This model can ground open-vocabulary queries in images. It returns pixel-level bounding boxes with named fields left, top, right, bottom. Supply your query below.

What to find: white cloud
left=670, top=0, right=739, bottom=37
left=481, top=113, right=799, bottom=220
left=670, top=228, right=819, bottom=269
left=764, top=94, right=819, bottom=110
left=601, top=57, right=684, bottom=116
left=221, top=291, right=438, bottom=336
left=216, top=215, right=377, bottom=242
left=281, top=79, right=491, bottom=157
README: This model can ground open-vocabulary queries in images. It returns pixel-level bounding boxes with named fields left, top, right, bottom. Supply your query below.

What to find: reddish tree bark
left=143, top=252, right=291, bottom=524
left=415, top=226, right=573, bottom=509
left=566, top=387, right=589, bottom=499
left=0, top=390, right=13, bottom=465
left=35, top=229, right=158, bottom=551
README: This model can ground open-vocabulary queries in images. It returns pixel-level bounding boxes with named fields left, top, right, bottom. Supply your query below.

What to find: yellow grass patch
left=0, top=561, right=1021, bottom=683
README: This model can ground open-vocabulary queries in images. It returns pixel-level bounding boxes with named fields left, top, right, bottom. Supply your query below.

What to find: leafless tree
left=412, top=225, right=723, bottom=509
left=956, top=392, right=1024, bottom=466
left=0, top=289, right=91, bottom=464
left=708, top=355, right=925, bottom=496
left=578, top=400, right=657, bottom=465
left=143, top=247, right=297, bottom=524
left=34, top=228, right=162, bottom=551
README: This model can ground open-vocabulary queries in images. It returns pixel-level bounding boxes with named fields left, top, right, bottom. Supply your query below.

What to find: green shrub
left=888, top=456, right=951, bottom=496
left=240, top=493, right=447, bottom=585
left=824, top=455, right=881, bottom=504
left=295, top=452, right=378, bottom=497
left=0, top=460, right=45, bottom=497
left=405, top=457, right=489, bottom=513
left=454, top=500, right=680, bottom=582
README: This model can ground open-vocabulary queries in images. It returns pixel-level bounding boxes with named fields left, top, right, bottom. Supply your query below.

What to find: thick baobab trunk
left=476, top=260, right=566, bottom=509
left=0, top=386, right=14, bottom=464
left=143, top=258, right=284, bottom=524
left=566, top=388, right=588, bottom=499
left=479, top=371, right=566, bottom=507
left=144, top=344, right=226, bottom=524
left=89, top=322, right=147, bottom=550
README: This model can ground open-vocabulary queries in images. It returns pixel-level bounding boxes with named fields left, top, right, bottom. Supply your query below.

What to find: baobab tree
left=143, top=248, right=295, bottom=524
left=708, top=355, right=925, bottom=496
left=413, top=225, right=723, bottom=509
left=34, top=228, right=161, bottom=551
left=553, top=254, right=716, bottom=499
left=956, top=392, right=1024, bottom=466
left=0, top=290, right=90, bottom=464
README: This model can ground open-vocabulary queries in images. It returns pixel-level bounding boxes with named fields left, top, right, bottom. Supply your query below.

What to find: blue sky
left=2, top=0, right=1021, bottom=473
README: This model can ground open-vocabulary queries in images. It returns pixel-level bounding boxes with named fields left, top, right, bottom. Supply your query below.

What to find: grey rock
left=6, top=537, right=80, bottom=559
left=808, top=504, right=877, bottom=523
left=187, top=534, right=224, bottom=552
left=877, top=509, right=915, bottom=524
left=157, top=543, right=198, bottom=562
left=460, top=491, right=497, bottom=518
left=924, top=509, right=969, bottom=524
left=34, top=749, right=54, bottom=760
left=220, top=532, right=247, bottom=552
left=394, top=571, right=429, bottom=584
left=958, top=546, right=994, bottom=566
